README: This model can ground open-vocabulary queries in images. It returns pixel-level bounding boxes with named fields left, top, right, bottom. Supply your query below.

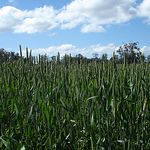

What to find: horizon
left=0, top=0, right=150, bottom=59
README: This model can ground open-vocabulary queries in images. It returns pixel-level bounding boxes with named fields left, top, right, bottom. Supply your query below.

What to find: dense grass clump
left=0, top=48, right=150, bottom=149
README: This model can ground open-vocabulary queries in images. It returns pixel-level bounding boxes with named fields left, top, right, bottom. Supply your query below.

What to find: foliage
left=0, top=42, right=149, bottom=64
left=0, top=48, right=20, bottom=64
left=0, top=46, right=150, bottom=149
left=116, top=42, right=142, bottom=64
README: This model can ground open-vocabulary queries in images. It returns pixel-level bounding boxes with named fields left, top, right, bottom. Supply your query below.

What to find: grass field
left=0, top=48, right=150, bottom=149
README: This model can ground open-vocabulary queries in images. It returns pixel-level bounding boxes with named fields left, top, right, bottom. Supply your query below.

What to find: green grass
left=0, top=48, right=150, bottom=149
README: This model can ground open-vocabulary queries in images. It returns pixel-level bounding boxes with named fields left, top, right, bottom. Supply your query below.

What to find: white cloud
left=57, top=0, right=137, bottom=31
left=1, top=0, right=150, bottom=33
left=27, top=44, right=76, bottom=56
left=0, top=6, right=24, bottom=32
left=25, top=43, right=116, bottom=58
left=0, top=0, right=138, bottom=34
left=21, top=43, right=150, bottom=59
left=137, top=0, right=150, bottom=24
left=141, top=46, right=150, bottom=56
left=14, top=6, right=59, bottom=33
left=48, top=33, right=56, bottom=37
left=0, top=5, right=58, bottom=33
left=81, top=24, right=106, bottom=33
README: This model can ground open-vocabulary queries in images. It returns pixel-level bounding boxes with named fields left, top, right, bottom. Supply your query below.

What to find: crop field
left=0, top=48, right=150, bottom=149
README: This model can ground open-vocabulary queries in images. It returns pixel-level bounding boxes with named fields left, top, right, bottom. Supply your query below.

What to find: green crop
left=0, top=47, right=149, bottom=149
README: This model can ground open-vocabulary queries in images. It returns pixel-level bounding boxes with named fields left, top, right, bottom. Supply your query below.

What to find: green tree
left=117, top=42, right=142, bottom=64
left=0, top=48, right=9, bottom=63
left=0, top=48, right=20, bottom=64
left=74, top=54, right=84, bottom=64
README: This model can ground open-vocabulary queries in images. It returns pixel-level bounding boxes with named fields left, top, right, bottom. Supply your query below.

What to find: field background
left=0, top=49, right=150, bottom=149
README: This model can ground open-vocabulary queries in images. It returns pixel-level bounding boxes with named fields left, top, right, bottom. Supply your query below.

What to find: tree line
left=1, top=42, right=150, bottom=64
left=0, top=48, right=20, bottom=64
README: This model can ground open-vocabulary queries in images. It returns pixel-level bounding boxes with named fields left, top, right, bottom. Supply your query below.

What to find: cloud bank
left=22, top=43, right=117, bottom=59
left=21, top=43, right=150, bottom=59
left=0, top=0, right=150, bottom=33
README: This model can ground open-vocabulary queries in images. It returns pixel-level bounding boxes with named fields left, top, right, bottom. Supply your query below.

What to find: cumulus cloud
left=137, top=0, right=150, bottom=24
left=1, top=0, right=150, bottom=33
left=26, top=44, right=76, bottom=57
left=14, top=6, right=59, bottom=33
left=0, top=6, right=24, bottom=32
left=24, top=43, right=116, bottom=58
left=21, top=43, right=150, bottom=59
left=81, top=24, right=106, bottom=33
left=0, top=5, right=58, bottom=33
left=141, top=46, right=150, bottom=56
left=57, top=0, right=137, bottom=31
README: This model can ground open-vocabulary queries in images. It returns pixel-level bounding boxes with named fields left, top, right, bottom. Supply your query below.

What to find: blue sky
left=0, top=0, right=150, bottom=59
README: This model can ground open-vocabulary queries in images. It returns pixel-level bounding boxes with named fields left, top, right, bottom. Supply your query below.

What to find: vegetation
left=0, top=48, right=20, bottom=64
left=0, top=45, right=150, bottom=149
left=0, top=42, right=149, bottom=64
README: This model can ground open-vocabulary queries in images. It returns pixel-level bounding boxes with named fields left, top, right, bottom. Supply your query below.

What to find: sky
left=0, top=0, right=150, bottom=59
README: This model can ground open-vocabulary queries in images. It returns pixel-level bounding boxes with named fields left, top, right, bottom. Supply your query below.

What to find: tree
left=74, top=54, right=84, bottom=64
left=50, top=56, right=56, bottom=62
left=117, top=42, right=141, bottom=64
left=92, top=52, right=99, bottom=58
left=0, top=48, right=20, bottom=64
left=92, top=52, right=99, bottom=62
left=110, top=54, right=120, bottom=64
left=0, top=48, right=9, bottom=63
left=9, top=51, right=20, bottom=61
left=75, top=54, right=83, bottom=59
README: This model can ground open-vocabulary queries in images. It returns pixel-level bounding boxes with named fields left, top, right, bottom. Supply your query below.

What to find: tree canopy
left=116, top=42, right=141, bottom=64
left=0, top=48, right=20, bottom=64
